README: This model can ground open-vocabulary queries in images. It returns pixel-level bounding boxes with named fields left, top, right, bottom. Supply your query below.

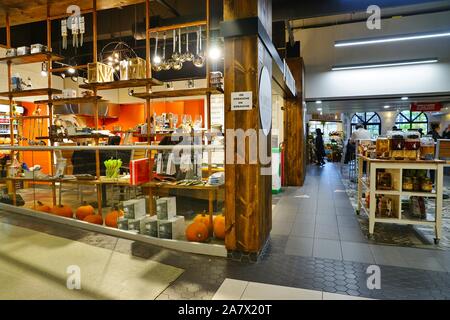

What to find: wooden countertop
left=358, top=155, right=446, bottom=164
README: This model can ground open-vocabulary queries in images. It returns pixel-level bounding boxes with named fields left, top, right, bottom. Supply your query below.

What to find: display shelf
left=375, top=217, right=435, bottom=226
left=0, top=88, right=62, bottom=98
left=35, top=134, right=110, bottom=140
left=79, top=78, right=163, bottom=91
left=401, top=191, right=437, bottom=198
left=0, top=52, right=64, bottom=65
left=11, top=115, right=50, bottom=120
left=357, top=154, right=444, bottom=242
left=374, top=190, right=400, bottom=196
left=34, top=96, right=106, bottom=105
left=133, top=87, right=224, bottom=100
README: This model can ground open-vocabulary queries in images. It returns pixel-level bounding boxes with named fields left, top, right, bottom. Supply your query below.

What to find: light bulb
left=108, top=56, right=114, bottom=62
left=114, top=53, right=119, bottom=59
left=68, top=67, right=76, bottom=74
left=208, top=46, right=221, bottom=61
left=153, top=55, right=162, bottom=65
left=41, top=70, right=48, bottom=77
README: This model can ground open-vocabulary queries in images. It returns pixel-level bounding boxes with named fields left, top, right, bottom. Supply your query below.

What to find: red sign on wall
left=410, top=103, right=443, bottom=112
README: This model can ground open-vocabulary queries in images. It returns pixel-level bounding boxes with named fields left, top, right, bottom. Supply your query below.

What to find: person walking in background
left=315, top=128, right=326, bottom=166
left=351, top=124, right=371, bottom=143
left=443, top=124, right=450, bottom=139
left=428, top=122, right=442, bottom=142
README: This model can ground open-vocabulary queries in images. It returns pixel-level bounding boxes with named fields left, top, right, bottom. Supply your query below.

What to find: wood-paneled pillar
left=284, top=58, right=306, bottom=186
left=224, top=0, right=273, bottom=255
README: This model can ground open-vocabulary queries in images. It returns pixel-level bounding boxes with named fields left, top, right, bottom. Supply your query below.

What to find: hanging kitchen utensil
left=161, top=33, right=171, bottom=71
left=193, top=26, right=205, bottom=68
left=152, top=32, right=162, bottom=72
left=172, top=30, right=183, bottom=70
left=182, top=29, right=194, bottom=62
left=179, top=29, right=186, bottom=63
left=61, top=20, right=68, bottom=50
left=79, top=16, right=85, bottom=47
left=171, top=29, right=181, bottom=62
left=71, top=15, right=79, bottom=48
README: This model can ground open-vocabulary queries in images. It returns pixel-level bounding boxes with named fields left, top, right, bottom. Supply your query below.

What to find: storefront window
left=350, top=112, right=382, bottom=137
left=395, top=111, right=428, bottom=132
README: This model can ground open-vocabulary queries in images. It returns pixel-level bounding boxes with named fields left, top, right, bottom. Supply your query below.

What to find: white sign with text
left=231, top=91, right=253, bottom=111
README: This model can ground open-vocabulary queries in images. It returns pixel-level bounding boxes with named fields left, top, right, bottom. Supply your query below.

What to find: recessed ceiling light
left=335, top=30, right=450, bottom=47
left=316, top=100, right=322, bottom=104
left=401, top=97, right=409, bottom=100
left=317, top=108, right=323, bottom=111
left=332, top=58, right=438, bottom=71
left=384, top=105, right=391, bottom=109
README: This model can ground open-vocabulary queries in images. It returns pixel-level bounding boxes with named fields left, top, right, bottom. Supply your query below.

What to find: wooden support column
left=224, top=0, right=273, bottom=255
left=283, top=58, right=306, bottom=186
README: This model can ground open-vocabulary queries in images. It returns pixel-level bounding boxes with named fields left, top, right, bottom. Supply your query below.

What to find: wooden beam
left=93, top=0, right=98, bottom=63
left=148, top=20, right=207, bottom=34
left=284, top=58, right=306, bottom=186
left=224, top=0, right=273, bottom=254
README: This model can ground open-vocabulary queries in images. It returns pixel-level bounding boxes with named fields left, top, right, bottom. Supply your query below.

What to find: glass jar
left=402, top=177, right=413, bottom=191
left=420, top=135, right=435, bottom=160
left=376, top=137, right=390, bottom=158
left=421, top=177, right=433, bottom=192
left=412, top=177, right=421, bottom=192
left=405, top=132, right=420, bottom=150
left=391, top=133, right=405, bottom=151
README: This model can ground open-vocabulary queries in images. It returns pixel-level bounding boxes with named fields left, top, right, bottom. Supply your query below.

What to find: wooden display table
left=357, top=155, right=445, bottom=244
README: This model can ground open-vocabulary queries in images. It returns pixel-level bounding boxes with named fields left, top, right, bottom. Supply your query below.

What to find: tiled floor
left=273, top=164, right=450, bottom=273
left=1, top=163, right=450, bottom=300
left=212, top=279, right=372, bottom=300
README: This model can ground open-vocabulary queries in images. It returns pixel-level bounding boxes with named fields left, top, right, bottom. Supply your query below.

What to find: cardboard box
left=142, top=215, right=159, bottom=238
left=128, top=57, right=146, bottom=80
left=156, top=197, right=177, bottom=220
left=158, top=216, right=185, bottom=240
left=31, top=44, right=47, bottom=54
left=88, top=62, right=114, bottom=83
left=63, top=89, right=77, bottom=98
left=123, top=198, right=146, bottom=220
left=17, top=46, right=30, bottom=56
left=117, top=217, right=129, bottom=230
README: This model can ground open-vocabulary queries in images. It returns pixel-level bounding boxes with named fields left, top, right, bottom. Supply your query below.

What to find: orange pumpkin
left=105, top=208, right=124, bottom=228
left=51, top=205, right=73, bottom=218
left=186, top=222, right=209, bottom=242
left=213, top=214, right=226, bottom=239
left=34, top=201, right=51, bottom=213
left=84, top=214, right=104, bottom=225
left=76, top=202, right=95, bottom=220
left=194, top=212, right=212, bottom=230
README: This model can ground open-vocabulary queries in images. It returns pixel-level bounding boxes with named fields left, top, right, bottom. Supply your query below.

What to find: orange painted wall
left=19, top=99, right=204, bottom=169
left=21, top=102, right=52, bottom=174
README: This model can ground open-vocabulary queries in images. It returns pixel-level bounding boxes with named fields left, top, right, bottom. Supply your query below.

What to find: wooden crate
left=88, top=62, right=114, bottom=83
left=128, top=57, right=146, bottom=80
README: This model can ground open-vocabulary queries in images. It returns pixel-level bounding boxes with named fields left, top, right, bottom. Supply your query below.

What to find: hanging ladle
left=182, top=28, right=194, bottom=62
left=152, top=32, right=162, bottom=72
left=171, top=30, right=183, bottom=71
left=161, top=33, right=172, bottom=71
left=193, top=26, right=205, bottom=68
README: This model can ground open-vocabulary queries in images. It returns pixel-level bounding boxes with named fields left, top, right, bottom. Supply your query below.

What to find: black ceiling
left=0, top=0, right=447, bottom=81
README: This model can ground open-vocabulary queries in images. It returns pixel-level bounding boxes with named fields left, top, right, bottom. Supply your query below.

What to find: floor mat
left=340, top=164, right=450, bottom=250
left=0, top=222, right=184, bottom=300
